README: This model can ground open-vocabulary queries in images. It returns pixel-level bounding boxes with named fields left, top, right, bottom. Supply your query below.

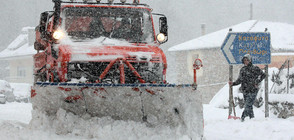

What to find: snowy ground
left=0, top=102, right=294, bottom=140
left=204, top=104, right=294, bottom=140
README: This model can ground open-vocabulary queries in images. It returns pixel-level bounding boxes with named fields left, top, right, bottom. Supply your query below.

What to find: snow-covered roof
left=0, top=27, right=36, bottom=59
left=168, top=20, right=294, bottom=51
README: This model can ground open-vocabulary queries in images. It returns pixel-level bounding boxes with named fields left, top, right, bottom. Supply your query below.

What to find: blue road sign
left=221, top=32, right=271, bottom=64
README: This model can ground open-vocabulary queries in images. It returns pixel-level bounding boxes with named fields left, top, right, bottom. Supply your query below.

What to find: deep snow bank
left=29, top=109, right=194, bottom=140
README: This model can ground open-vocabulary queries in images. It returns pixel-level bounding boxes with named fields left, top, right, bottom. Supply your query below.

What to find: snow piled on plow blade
left=30, top=83, right=203, bottom=139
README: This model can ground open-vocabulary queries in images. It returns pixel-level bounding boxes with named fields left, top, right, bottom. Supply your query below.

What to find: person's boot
left=241, top=117, right=245, bottom=122
left=241, top=113, right=245, bottom=122
left=249, top=112, right=254, bottom=119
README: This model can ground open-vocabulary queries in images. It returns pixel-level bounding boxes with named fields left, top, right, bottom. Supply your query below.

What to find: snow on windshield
left=60, top=7, right=154, bottom=43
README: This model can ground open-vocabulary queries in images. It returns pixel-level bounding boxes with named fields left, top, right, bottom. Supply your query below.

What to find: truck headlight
left=156, top=33, right=166, bottom=43
left=53, top=30, right=64, bottom=40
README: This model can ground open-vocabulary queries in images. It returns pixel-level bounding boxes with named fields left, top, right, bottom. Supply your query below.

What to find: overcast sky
left=0, top=0, right=293, bottom=51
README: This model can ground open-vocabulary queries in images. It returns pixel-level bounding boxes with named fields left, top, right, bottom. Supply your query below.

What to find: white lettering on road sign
left=223, top=34, right=237, bottom=64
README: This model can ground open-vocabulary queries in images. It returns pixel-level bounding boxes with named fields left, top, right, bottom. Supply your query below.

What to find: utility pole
left=201, top=23, right=206, bottom=36
left=287, top=59, right=290, bottom=93
left=250, top=3, right=253, bottom=20
left=265, top=65, right=269, bottom=117
left=264, top=28, right=269, bottom=118
left=229, top=65, right=233, bottom=116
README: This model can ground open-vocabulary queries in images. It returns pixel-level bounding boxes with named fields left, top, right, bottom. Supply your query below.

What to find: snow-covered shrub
left=0, top=80, right=15, bottom=102
left=268, top=94, right=294, bottom=118
left=269, top=101, right=294, bottom=118
left=10, top=83, right=31, bottom=103
left=268, top=64, right=294, bottom=118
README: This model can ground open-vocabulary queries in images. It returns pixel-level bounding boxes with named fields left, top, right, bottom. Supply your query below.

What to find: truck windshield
left=61, top=7, right=154, bottom=43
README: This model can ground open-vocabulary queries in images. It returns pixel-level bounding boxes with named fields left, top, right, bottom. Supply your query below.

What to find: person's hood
left=242, top=53, right=252, bottom=64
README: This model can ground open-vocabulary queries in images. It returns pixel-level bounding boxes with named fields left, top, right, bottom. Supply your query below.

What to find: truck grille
left=67, top=61, right=163, bottom=83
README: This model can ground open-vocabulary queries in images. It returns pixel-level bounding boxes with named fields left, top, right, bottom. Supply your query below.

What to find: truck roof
left=61, top=3, right=150, bottom=9
left=59, top=1, right=150, bottom=9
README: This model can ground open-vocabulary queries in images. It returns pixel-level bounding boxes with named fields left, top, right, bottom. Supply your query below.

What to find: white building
left=167, top=20, right=294, bottom=103
left=0, top=27, right=36, bottom=84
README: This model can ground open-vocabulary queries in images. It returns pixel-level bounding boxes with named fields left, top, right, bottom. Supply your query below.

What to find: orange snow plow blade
left=31, top=82, right=203, bottom=138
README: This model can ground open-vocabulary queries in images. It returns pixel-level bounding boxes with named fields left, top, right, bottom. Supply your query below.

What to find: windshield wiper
left=129, top=41, right=147, bottom=44
left=109, top=18, right=117, bottom=38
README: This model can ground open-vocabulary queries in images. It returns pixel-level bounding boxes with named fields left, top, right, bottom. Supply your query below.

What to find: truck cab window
left=61, top=7, right=154, bottom=43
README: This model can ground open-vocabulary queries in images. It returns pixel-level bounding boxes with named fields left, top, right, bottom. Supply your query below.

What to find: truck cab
left=34, top=0, right=168, bottom=84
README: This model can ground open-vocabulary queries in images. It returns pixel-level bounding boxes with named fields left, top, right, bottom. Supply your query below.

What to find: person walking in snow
left=229, top=54, right=266, bottom=122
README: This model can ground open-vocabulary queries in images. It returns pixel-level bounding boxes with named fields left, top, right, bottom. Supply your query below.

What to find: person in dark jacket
left=229, top=54, right=266, bottom=122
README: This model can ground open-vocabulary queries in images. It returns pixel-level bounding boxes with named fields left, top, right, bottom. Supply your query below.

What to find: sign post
left=228, top=65, right=233, bottom=117
left=265, top=65, right=269, bottom=117
left=221, top=32, right=271, bottom=118
left=193, top=59, right=203, bottom=89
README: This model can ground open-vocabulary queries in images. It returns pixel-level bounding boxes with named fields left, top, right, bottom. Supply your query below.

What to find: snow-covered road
left=0, top=102, right=294, bottom=140
left=0, top=102, right=31, bottom=123
left=203, top=104, right=294, bottom=140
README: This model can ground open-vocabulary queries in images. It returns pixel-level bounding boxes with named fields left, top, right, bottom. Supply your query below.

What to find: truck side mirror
left=39, top=12, right=48, bottom=33
left=38, top=12, right=53, bottom=40
left=159, top=17, right=168, bottom=36
left=156, top=16, right=168, bottom=43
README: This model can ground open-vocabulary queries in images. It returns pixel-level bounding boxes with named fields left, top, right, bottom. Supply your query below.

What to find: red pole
left=119, top=60, right=125, bottom=84
left=124, top=60, right=146, bottom=83
left=51, top=72, right=54, bottom=82
left=193, top=68, right=197, bottom=85
left=97, top=59, right=117, bottom=83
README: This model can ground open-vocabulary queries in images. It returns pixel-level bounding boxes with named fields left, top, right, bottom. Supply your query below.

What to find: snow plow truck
left=31, top=0, right=203, bottom=138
